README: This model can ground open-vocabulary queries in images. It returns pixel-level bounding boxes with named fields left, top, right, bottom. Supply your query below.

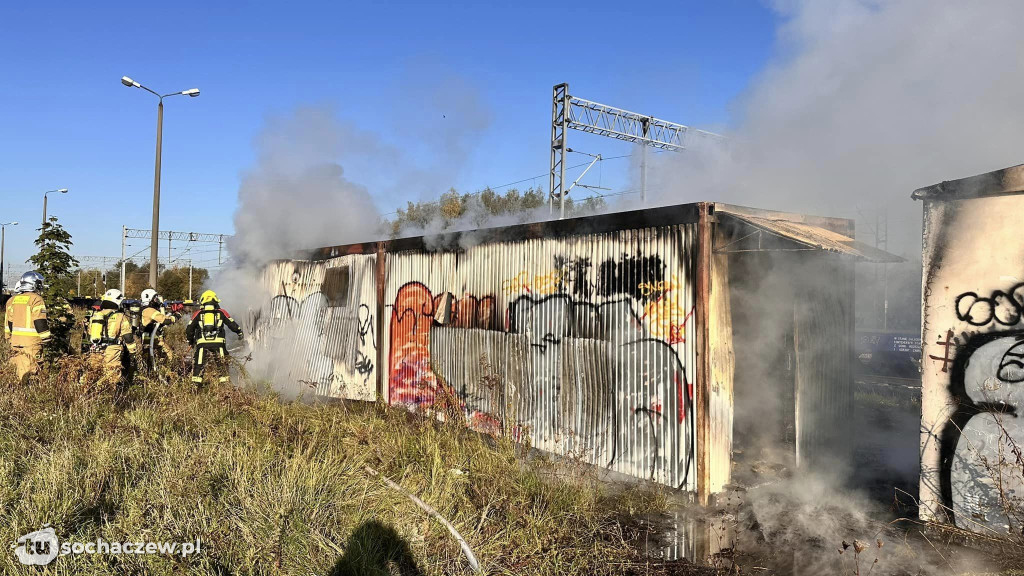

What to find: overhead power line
left=549, top=82, right=724, bottom=218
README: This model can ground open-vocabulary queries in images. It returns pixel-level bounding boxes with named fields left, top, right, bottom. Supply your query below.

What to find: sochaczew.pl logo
left=13, top=525, right=201, bottom=565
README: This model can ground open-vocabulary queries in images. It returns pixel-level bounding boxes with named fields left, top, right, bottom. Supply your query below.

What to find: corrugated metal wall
left=381, top=226, right=698, bottom=489
left=793, top=255, right=854, bottom=468
left=246, top=254, right=378, bottom=400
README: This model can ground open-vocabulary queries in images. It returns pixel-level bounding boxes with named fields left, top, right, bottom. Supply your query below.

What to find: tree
left=28, top=217, right=78, bottom=356
left=387, top=186, right=605, bottom=238
left=70, top=269, right=111, bottom=298
left=98, top=261, right=210, bottom=301
left=156, top=266, right=209, bottom=301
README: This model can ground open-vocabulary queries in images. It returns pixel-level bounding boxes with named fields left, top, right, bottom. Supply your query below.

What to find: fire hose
left=364, top=465, right=481, bottom=573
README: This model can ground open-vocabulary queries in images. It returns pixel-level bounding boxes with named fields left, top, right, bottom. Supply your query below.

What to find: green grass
left=0, top=335, right=673, bottom=575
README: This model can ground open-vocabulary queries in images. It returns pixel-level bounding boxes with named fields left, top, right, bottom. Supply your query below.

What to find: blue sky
left=0, top=1, right=776, bottom=277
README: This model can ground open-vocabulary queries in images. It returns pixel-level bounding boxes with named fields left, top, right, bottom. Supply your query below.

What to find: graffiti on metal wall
left=388, top=282, right=500, bottom=407
left=597, top=254, right=666, bottom=301
left=387, top=249, right=695, bottom=485
left=250, top=257, right=377, bottom=398
left=507, top=293, right=694, bottom=483
left=936, top=281, right=1024, bottom=532
left=955, top=283, right=1024, bottom=327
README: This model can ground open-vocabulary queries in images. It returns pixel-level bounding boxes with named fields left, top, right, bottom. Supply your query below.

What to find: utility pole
left=120, top=76, right=200, bottom=290
left=879, top=211, right=889, bottom=330
left=0, top=221, right=16, bottom=293
left=640, top=118, right=650, bottom=203
left=151, top=97, right=162, bottom=290
left=120, top=226, right=127, bottom=293
left=218, top=236, right=224, bottom=266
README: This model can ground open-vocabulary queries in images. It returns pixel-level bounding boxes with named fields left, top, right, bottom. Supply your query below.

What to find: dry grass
left=0, top=333, right=687, bottom=575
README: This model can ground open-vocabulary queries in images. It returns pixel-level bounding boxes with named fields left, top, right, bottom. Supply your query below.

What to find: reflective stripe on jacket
left=4, top=292, right=50, bottom=346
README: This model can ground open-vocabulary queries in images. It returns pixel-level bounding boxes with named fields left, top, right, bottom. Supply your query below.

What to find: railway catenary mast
left=548, top=82, right=724, bottom=219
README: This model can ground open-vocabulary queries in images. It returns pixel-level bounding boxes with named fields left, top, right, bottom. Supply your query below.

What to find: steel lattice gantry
left=548, top=82, right=723, bottom=218
left=119, top=227, right=232, bottom=292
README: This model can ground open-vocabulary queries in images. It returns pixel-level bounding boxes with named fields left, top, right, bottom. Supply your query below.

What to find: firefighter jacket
left=186, top=304, right=243, bottom=345
left=4, top=292, right=50, bottom=346
left=141, top=305, right=176, bottom=338
left=88, top=309, right=138, bottom=353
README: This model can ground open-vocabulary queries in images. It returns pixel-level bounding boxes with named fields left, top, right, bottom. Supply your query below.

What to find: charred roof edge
left=912, top=163, right=1024, bottom=201
left=301, top=202, right=855, bottom=261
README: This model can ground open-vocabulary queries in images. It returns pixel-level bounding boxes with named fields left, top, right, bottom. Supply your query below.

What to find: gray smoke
left=642, top=0, right=1024, bottom=255
left=662, top=3, right=1021, bottom=571
left=219, top=75, right=490, bottom=396
left=229, top=106, right=383, bottom=266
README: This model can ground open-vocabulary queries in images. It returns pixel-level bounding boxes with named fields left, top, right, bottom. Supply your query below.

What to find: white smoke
left=230, top=106, right=382, bottom=266
left=642, top=0, right=1024, bottom=254
left=216, top=105, right=383, bottom=321
left=217, top=75, right=491, bottom=395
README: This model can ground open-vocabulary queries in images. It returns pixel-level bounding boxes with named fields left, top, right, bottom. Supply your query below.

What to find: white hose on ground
left=364, top=465, right=481, bottom=573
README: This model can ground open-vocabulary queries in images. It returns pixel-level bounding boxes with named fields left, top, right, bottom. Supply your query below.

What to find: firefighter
left=185, top=290, right=243, bottom=386
left=3, top=271, right=50, bottom=384
left=139, top=288, right=176, bottom=368
left=86, top=289, right=138, bottom=384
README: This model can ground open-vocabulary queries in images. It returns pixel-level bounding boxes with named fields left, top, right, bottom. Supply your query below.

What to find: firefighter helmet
left=102, top=288, right=125, bottom=308
left=140, top=288, right=159, bottom=307
left=199, top=290, right=219, bottom=305
left=13, top=271, right=44, bottom=293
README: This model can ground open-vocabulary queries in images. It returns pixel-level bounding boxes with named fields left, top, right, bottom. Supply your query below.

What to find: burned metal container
left=250, top=202, right=882, bottom=503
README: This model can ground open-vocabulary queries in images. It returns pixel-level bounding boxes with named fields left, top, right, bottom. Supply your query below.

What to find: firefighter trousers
left=8, top=342, right=42, bottom=384
left=87, top=345, right=129, bottom=385
left=192, top=343, right=229, bottom=385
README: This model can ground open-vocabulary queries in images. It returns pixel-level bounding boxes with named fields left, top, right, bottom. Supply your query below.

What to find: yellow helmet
left=199, top=290, right=219, bottom=305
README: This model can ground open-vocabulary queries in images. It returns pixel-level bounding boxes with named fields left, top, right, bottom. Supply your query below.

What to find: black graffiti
left=251, top=290, right=378, bottom=389
left=354, top=351, right=374, bottom=382
left=954, top=283, right=1024, bottom=326
left=939, top=330, right=1023, bottom=526
left=358, top=303, right=376, bottom=348
left=597, top=254, right=665, bottom=301
left=634, top=406, right=661, bottom=481
left=506, top=293, right=693, bottom=489
left=553, top=255, right=595, bottom=298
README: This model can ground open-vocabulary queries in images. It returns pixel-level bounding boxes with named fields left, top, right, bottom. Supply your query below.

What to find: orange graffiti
left=389, top=283, right=500, bottom=408
left=643, top=294, right=694, bottom=345
left=501, top=269, right=567, bottom=295
left=638, top=276, right=681, bottom=298
left=389, top=282, right=438, bottom=407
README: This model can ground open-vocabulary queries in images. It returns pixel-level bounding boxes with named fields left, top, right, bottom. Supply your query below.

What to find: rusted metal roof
left=306, top=201, right=900, bottom=263
left=715, top=208, right=903, bottom=263
left=912, top=163, right=1024, bottom=201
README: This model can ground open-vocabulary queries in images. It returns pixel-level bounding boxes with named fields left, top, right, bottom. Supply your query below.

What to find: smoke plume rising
left=642, top=0, right=1024, bottom=255
left=219, top=74, right=491, bottom=396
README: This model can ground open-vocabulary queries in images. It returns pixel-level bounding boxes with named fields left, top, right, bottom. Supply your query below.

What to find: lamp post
left=1, top=221, right=18, bottom=293
left=41, top=189, right=68, bottom=228
left=121, top=76, right=200, bottom=290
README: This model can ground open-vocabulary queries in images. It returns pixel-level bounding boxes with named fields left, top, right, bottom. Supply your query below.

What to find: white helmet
left=102, top=288, right=125, bottom=308
left=140, top=288, right=159, bottom=307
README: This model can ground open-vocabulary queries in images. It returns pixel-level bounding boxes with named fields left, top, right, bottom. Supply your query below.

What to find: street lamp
left=1, top=221, right=18, bottom=293
left=41, top=188, right=68, bottom=227
left=120, top=75, right=200, bottom=290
